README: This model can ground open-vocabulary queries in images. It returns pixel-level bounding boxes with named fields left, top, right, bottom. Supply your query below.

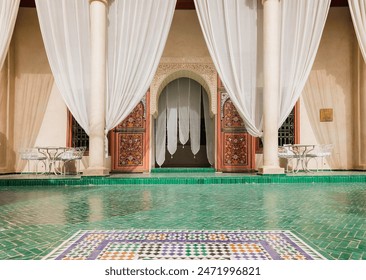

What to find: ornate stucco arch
left=150, top=57, right=217, bottom=118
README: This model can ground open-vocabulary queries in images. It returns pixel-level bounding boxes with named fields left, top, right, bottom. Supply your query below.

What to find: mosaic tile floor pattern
left=0, top=182, right=366, bottom=260
left=45, top=230, right=324, bottom=260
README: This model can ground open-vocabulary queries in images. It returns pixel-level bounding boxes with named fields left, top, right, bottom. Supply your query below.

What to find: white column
left=258, top=0, right=284, bottom=174
left=83, top=0, right=109, bottom=176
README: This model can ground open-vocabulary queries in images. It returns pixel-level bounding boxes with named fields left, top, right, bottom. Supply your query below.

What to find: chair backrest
left=278, top=146, right=295, bottom=158
left=20, top=148, right=44, bottom=160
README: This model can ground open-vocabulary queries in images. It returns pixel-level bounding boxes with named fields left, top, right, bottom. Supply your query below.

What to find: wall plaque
left=320, top=108, right=333, bottom=122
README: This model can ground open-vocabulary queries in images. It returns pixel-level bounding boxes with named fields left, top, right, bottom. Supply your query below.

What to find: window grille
left=71, top=117, right=89, bottom=150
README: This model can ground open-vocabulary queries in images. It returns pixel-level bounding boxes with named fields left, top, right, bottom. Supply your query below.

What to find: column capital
left=89, top=0, right=108, bottom=5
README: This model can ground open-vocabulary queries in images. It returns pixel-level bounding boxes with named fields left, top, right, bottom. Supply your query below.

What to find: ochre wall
left=162, top=10, right=210, bottom=58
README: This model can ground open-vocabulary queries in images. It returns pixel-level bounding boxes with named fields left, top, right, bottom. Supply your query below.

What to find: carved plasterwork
left=150, top=57, right=217, bottom=118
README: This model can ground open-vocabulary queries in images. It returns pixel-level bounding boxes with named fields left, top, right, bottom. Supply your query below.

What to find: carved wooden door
left=111, top=94, right=150, bottom=172
left=216, top=91, right=255, bottom=172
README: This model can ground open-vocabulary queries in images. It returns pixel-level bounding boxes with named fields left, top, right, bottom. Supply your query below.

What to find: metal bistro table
left=286, top=144, right=316, bottom=173
left=36, top=146, right=67, bottom=175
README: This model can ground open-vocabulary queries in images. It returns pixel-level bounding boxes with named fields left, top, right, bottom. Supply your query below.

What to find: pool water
left=0, top=182, right=365, bottom=259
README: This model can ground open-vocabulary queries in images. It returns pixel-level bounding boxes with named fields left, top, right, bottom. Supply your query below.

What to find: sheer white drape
left=178, top=78, right=190, bottom=146
left=35, top=0, right=90, bottom=134
left=302, top=70, right=344, bottom=169
left=14, top=74, right=53, bottom=171
left=195, top=0, right=329, bottom=136
left=349, top=0, right=366, bottom=62
left=279, top=0, right=331, bottom=126
left=167, top=81, right=178, bottom=156
left=156, top=89, right=167, bottom=167
left=189, top=80, right=202, bottom=156
left=156, top=79, right=213, bottom=166
left=203, top=91, right=215, bottom=165
left=194, top=0, right=261, bottom=137
left=0, top=0, right=19, bottom=70
left=106, top=0, right=176, bottom=132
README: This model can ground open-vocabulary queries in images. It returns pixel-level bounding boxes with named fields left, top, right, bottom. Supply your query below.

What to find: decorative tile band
left=2, top=174, right=366, bottom=186
left=44, top=230, right=325, bottom=260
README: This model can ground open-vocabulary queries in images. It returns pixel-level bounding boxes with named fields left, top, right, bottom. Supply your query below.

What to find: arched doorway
left=155, top=78, right=214, bottom=168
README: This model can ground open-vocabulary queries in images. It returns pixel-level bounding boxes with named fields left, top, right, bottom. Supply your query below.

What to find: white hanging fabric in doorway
left=0, top=0, right=19, bottom=70
left=156, top=79, right=211, bottom=166
left=279, top=0, right=331, bottom=127
left=155, top=89, right=167, bottom=167
left=190, top=80, right=202, bottom=156
left=178, top=78, right=190, bottom=145
left=203, top=91, right=215, bottom=165
left=35, top=0, right=91, bottom=134
left=167, top=81, right=178, bottom=156
left=349, top=0, right=366, bottom=63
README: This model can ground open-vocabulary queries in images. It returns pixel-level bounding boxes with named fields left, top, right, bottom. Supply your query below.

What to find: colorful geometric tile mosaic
left=44, top=230, right=325, bottom=260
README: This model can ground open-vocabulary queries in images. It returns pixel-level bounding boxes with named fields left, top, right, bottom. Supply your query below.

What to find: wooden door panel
left=217, top=90, right=255, bottom=172
left=111, top=94, right=150, bottom=172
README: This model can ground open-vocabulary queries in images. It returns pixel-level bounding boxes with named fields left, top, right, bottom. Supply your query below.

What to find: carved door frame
left=110, top=93, right=150, bottom=173
left=216, top=80, right=256, bottom=172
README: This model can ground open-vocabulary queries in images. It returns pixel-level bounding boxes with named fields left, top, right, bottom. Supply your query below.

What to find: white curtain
left=178, top=78, right=190, bottom=145
left=189, top=80, right=201, bottom=156
left=106, top=0, right=176, bottom=132
left=35, top=0, right=91, bottom=134
left=167, top=81, right=178, bottom=156
left=279, top=0, right=331, bottom=126
left=195, top=0, right=261, bottom=137
left=195, top=0, right=330, bottom=136
left=155, top=89, right=167, bottom=167
left=0, top=0, right=19, bottom=70
left=14, top=74, right=54, bottom=171
left=203, top=91, right=215, bottom=165
left=302, top=70, right=344, bottom=169
left=156, top=78, right=211, bottom=166
left=349, top=0, right=366, bottom=62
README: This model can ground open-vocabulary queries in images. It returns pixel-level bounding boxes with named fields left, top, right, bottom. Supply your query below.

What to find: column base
left=82, top=167, right=110, bottom=176
left=257, top=166, right=285, bottom=175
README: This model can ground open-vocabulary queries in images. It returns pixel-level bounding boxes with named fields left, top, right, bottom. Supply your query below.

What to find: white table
left=286, top=144, right=316, bottom=173
left=36, top=147, right=67, bottom=175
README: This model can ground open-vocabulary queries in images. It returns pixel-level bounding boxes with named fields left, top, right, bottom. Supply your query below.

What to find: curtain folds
left=189, top=80, right=201, bottom=156
left=156, top=79, right=213, bottom=166
left=167, top=81, right=178, bottom=156
left=178, top=78, right=190, bottom=145
left=155, top=89, right=167, bottom=167
left=106, top=0, right=176, bottom=132
left=279, top=0, right=331, bottom=126
left=14, top=74, right=54, bottom=171
left=0, top=0, right=19, bottom=70
left=194, top=0, right=261, bottom=137
left=195, top=0, right=329, bottom=136
left=349, top=0, right=366, bottom=62
left=203, top=91, right=215, bottom=165
left=35, top=0, right=91, bottom=134
left=36, top=0, right=176, bottom=136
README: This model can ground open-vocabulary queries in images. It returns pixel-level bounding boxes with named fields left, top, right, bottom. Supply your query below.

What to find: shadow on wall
left=0, top=132, right=16, bottom=173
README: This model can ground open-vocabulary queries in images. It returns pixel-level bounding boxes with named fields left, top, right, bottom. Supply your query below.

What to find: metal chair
left=56, top=147, right=86, bottom=175
left=278, top=146, right=297, bottom=173
left=20, top=148, right=47, bottom=174
left=306, top=144, right=333, bottom=172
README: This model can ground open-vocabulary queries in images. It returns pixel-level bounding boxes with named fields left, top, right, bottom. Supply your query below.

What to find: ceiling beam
left=20, top=0, right=349, bottom=9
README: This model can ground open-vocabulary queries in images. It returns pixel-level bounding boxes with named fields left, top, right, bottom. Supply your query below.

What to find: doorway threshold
left=151, top=167, right=215, bottom=173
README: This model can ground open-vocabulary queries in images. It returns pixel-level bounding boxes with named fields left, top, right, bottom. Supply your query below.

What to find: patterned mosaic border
left=44, top=230, right=325, bottom=260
